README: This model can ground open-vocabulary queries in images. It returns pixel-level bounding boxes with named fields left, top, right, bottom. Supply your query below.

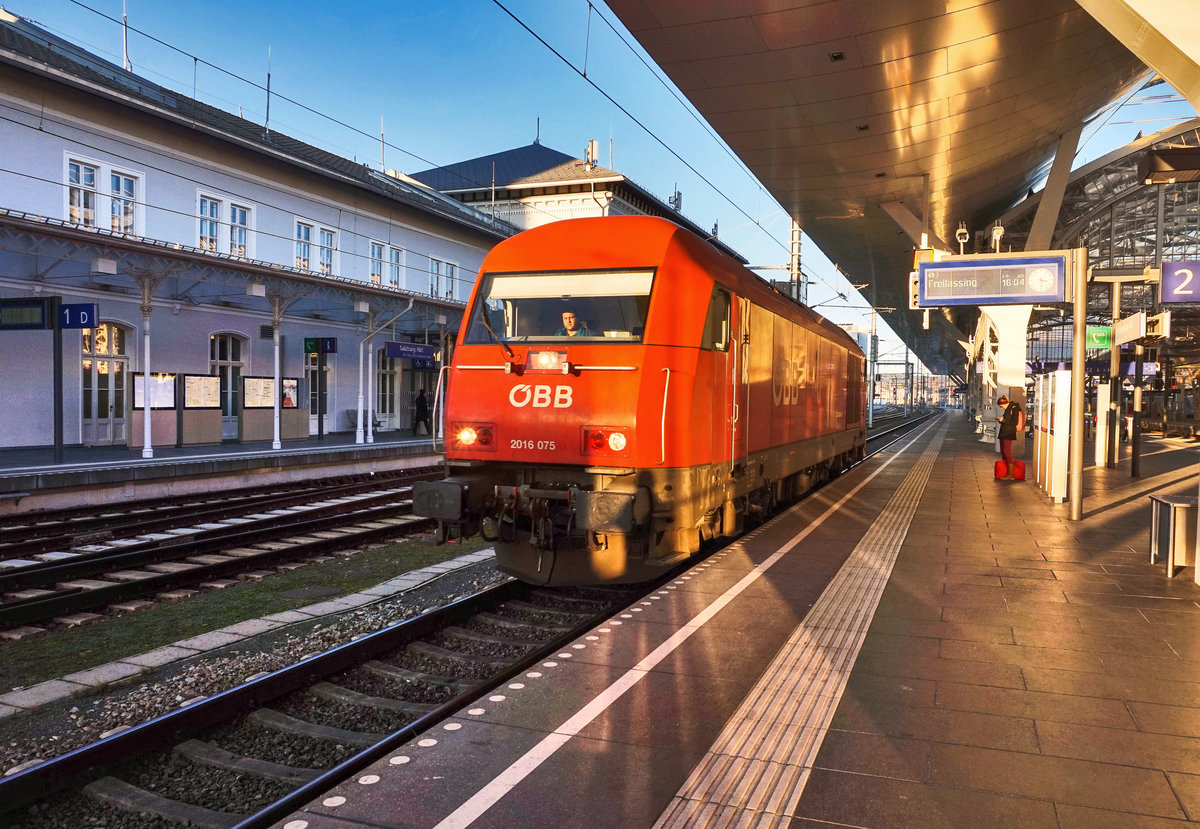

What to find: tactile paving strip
left=653, top=421, right=948, bottom=829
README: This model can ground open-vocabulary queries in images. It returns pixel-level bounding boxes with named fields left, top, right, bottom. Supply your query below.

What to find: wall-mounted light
left=246, top=281, right=266, bottom=297
left=91, top=257, right=117, bottom=275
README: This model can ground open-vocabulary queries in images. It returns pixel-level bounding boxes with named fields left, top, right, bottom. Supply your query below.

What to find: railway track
left=0, top=579, right=643, bottom=829
left=0, top=471, right=443, bottom=629
left=0, top=469, right=439, bottom=555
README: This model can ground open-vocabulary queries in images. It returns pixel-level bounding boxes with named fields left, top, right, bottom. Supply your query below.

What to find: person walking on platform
left=413, top=389, right=432, bottom=436
left=995, top=394, right=1025, bottom=479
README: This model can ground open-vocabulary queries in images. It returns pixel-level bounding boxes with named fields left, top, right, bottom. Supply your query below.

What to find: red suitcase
left=994, top=460, right=1008, bottom=479
left=1011, top=460, right=1026, bottom=481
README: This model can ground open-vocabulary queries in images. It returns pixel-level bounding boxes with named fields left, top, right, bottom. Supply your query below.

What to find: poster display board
left=242, top=377, right=300, bottom=409
left=182, top=374, right=220, bottom=409
left=133, top=373, right=176, bottom=409
left=1033, top=370, right=1071, bottom=503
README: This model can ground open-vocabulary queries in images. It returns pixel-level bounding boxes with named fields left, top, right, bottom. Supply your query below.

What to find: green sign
left=304, top=337, right=319, bottom=354
left=1086, top=326, right=1112, bottom=348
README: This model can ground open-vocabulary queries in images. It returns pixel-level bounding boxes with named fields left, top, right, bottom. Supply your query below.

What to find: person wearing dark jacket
left=996, top=394, right=1025, bottom=479
left=413, top=389, right=431, bottom=436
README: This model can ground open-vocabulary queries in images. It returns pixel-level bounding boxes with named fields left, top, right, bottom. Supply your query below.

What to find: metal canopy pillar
left=1078, top=0, right=1200, bottom=112
left=132, top=270, right=168, bottom=459
left=975, top=123, right=1081, bottom=460
left=356, top=298, right=415, bottom=444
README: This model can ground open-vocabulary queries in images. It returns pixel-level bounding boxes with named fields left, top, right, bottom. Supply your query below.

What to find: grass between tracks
left=0, top=537, right=487, bottom=693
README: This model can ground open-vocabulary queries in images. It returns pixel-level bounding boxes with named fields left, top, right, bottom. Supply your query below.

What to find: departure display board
left=918, top=256, right=1066, bottom=306
left=0, top=298, right=50, bottom=330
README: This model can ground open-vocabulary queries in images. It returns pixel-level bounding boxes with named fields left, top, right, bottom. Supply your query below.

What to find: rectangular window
left=110, top=172, right=136, bottom=234
left=429, top=259, right=441, bottom=296
left=199, top=197, right=220, bottom=251
left=229, top=204, right=249, bottom=258
left=68, top=160, right=97, bottom=227
left=702, top=288, right=731, bottom=351
left=66, top=156, right=141, bottom=235
left=387, top=247, right=402, bottom=288
left=445, top=262, right=456, bottom=298
left=295, top=222, right=312, bottom=270
left=319, top=228, right=335, bottom=275
left=370, top=242, right=384, bottom=286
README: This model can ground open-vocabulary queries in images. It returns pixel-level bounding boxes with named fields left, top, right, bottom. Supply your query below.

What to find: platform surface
left=278, top=413, right=1200, bottom=828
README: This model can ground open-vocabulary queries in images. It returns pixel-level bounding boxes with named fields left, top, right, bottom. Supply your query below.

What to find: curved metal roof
left=605, top=0, right=1149, bottom=376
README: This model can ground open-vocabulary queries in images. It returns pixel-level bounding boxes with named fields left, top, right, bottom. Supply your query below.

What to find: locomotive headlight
left=452, top=422, right=495, bottom=451
left=582, top=427, right=630, bottom=456
left=526, top=350, right=567, bottom=373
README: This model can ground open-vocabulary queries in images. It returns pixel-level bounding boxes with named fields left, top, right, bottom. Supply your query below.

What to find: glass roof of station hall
left=1000, top=118, right=1200, bottom=268
left=1000, top=118, right=1200, bottom=368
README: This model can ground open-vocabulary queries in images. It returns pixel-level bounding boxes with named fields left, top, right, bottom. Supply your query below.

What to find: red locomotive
left=414, top=216, right=866, bottom=585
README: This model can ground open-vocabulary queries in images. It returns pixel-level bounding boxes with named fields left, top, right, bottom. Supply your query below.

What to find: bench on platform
left=344, top=409, right=383, bottom=431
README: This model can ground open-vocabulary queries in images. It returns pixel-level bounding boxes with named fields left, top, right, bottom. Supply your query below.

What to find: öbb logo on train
left=508, top=384, right=573, bottom=408
left=771, top=355, right=809, bottom=405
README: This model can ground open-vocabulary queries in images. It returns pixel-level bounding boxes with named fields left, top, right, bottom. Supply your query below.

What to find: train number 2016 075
left=510, top=439, right=556, bottom=450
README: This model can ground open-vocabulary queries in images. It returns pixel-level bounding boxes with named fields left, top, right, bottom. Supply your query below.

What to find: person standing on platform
left=995, top=394, right=1025, bottom=479
left=413, top=388, right=431, bottom=436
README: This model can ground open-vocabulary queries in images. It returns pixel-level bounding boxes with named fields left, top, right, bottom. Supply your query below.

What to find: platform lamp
left=955, top=222, right=969, bottom=255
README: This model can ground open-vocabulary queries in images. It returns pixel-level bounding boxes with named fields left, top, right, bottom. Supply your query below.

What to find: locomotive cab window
left=465, top=269, right=654, bottom=344
left=702, top=287, right=731, bottom=351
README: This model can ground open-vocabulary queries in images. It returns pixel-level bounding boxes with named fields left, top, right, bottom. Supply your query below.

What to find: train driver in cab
left=556, top=308, right=591, bottom=337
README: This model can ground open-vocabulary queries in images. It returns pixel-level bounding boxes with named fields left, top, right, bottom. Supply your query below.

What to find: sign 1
left=1161, top=261, right=1200, bottom=303
left=59, top=303, right=98, bottom=329
left=320, top=337, right=337, bottom=354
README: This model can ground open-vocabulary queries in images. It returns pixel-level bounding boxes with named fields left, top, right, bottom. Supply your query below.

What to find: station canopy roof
left=605, top=0, right=1150, bottom=379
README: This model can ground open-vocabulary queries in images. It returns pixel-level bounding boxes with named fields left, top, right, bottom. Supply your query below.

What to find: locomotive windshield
left=464, top=269, right=653, bottom=344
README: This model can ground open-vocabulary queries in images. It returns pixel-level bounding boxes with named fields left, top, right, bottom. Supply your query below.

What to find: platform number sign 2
left=1162, top=262, right=1200, bottom=304
left=59, top=303, right=98, bottom=329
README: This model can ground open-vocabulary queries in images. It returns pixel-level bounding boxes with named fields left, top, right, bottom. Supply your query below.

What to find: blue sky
left=17, top=0, right=1199, bottom=372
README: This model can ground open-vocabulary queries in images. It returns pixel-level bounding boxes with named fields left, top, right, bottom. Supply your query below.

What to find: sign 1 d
left=59, top=303, right=98, bottom=329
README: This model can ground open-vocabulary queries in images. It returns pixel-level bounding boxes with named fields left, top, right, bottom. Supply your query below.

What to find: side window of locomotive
left=701, top=288, right=731, bottom=351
